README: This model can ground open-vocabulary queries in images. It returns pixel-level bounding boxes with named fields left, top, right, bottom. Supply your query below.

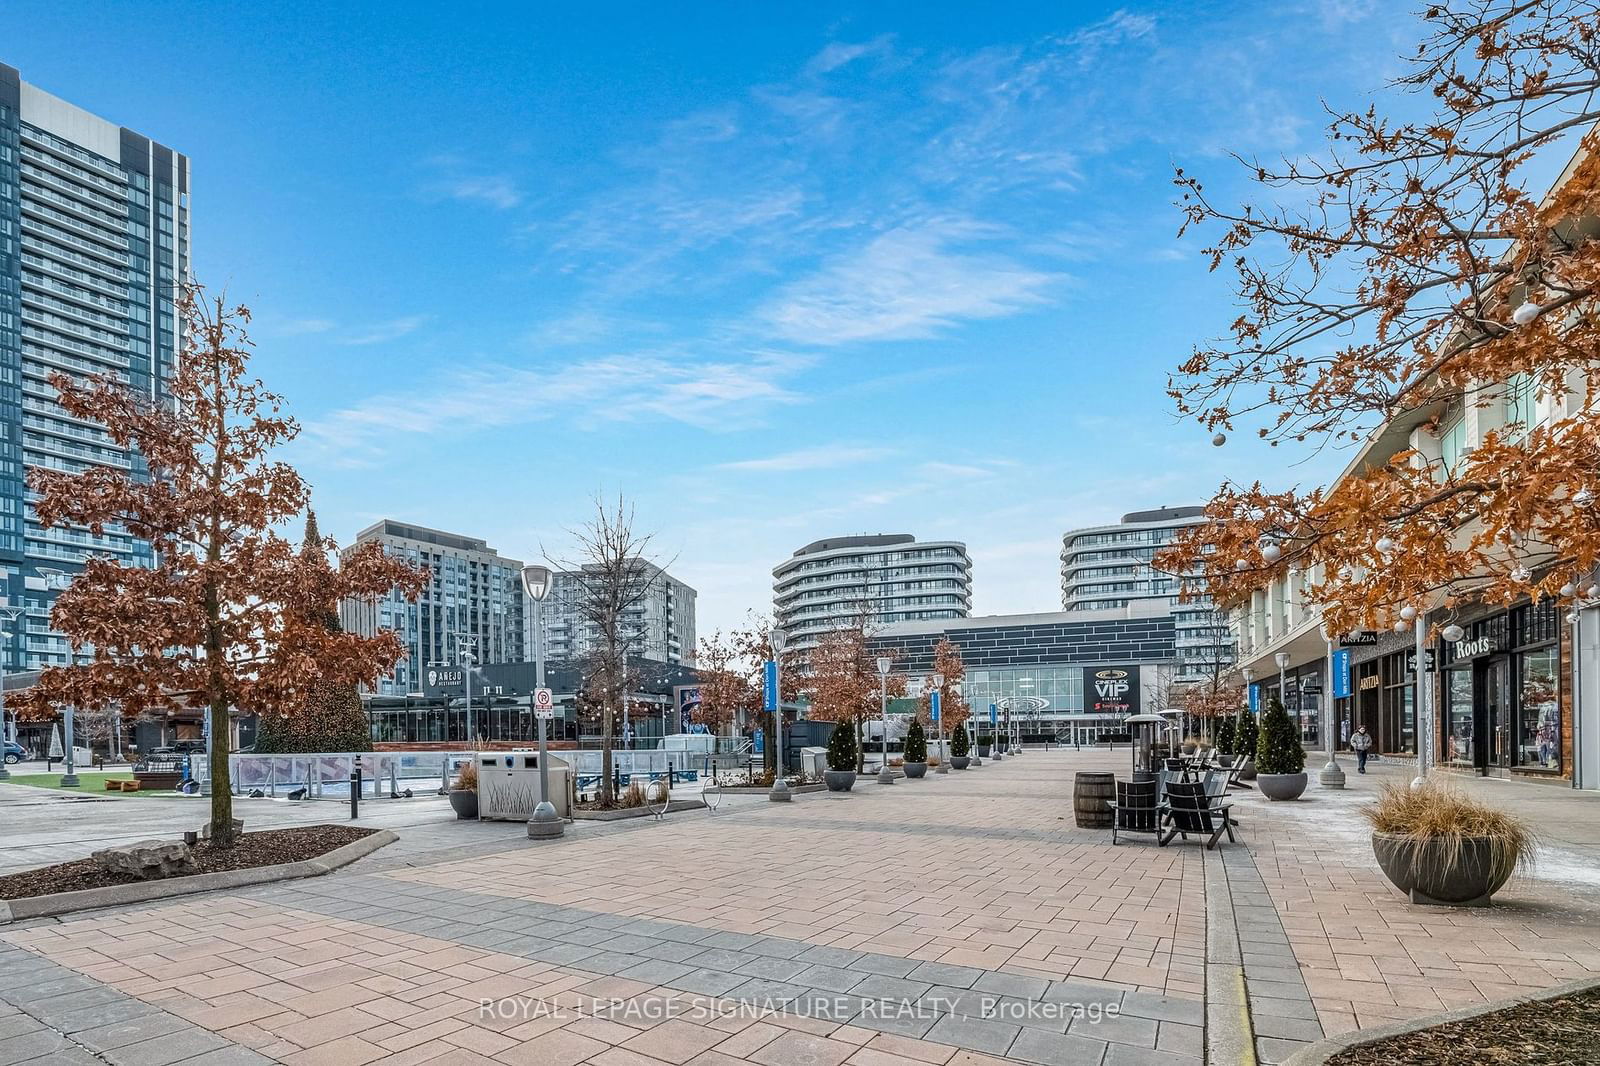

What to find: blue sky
left=7, top=1, right=1421, bottom=637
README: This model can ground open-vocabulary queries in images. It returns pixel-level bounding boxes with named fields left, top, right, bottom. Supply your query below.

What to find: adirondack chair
left=1160, top=781, right=1236, bottom=850
left=1107, top=778, right=1162, bottom=845
left=1220, top=752, right=1252, bottom=789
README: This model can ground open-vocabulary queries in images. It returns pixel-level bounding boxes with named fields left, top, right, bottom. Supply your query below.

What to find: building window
left=1438, top=414, right=1466, bottom=476
left=1446, top=667, right=1474, bottom=767
left=1516, top=645, right=1560, bottom=770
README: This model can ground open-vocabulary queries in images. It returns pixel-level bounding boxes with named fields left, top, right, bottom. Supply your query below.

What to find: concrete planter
left=1371, top=831, right=1517, bottom=906
left=719, top=782, right=826, bottom=795
left=824, top=770, right=856, bottom=792
left=570, top=798, right=705, bottom=820
left=951, top=756, right=970, bottom=770
left=448, top=789, right=479, bottom=820
left=1238, top=758, right=1257, bottom=781
left=1257, top=772, right=1307, bottom=801
left=903, top=762, right=928, bottom=779
left=976, top=744, right=991, bottom=758
left=0, top=830, right=396, bottom=926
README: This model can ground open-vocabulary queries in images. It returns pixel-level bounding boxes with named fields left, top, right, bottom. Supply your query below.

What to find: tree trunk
left=208, top=694, right=233, bottom=845
left=855, top=717, right=866, bottom=773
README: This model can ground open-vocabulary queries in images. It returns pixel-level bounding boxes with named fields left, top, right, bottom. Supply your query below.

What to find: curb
left=0, top=828, right=397, bottom=925
left=1204, top=846, right=1258, bottom=1065
left=1280, top=975, right=1600, bottom=1065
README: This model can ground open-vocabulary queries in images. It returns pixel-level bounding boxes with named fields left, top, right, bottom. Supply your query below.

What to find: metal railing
left=192, top=751, right=477, bottom=798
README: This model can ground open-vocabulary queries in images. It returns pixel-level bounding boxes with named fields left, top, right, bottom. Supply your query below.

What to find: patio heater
left=1126, top=713, right=1167, bottom=783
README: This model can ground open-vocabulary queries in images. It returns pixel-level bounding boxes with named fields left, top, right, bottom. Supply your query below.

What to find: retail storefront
left=1335, top=629, right=1421, bottom=758
left=1440, top=599, right=1567, bottom=778
left=1255, top=662, right=1324, bottom=746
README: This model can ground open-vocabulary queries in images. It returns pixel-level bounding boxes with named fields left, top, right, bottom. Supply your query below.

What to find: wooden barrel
left=1073, top=771, right=1116, bottom=828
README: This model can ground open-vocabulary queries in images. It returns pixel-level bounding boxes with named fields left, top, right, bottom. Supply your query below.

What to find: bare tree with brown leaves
left=553, top=496, right=666, bottom=806
left=916, top=638, right=970, bottom=743
left=18, top=288, right=427, bottom=845
left=1163, top=1, right=1600, bottom=634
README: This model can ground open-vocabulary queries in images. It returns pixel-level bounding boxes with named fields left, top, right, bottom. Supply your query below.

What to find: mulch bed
left=1329, top=987, right=1600, bottom=1065
left=0, top=825, right=374, bottom=901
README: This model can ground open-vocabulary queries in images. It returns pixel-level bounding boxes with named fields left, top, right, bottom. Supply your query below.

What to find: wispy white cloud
left=804, top=36, right=895, bottom=76
left=301, top=349, right=811, bottom=466
left=758, top=220, right=1058, bottom=346
left=720, top=444, right=894, bottom=472
left=918, top=461, right=995, bottom=479
left=343, top=315, right=430, bottom=346
left=277, top=317, right=336, bottom=336
left=419, top=154, right=522, bottom=210
left=438, top=175, right=522, bottom=210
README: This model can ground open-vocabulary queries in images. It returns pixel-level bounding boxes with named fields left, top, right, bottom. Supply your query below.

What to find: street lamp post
left=876, top=656, right=894, bottom=785
left=521, top=565, right=563, bottom=840
left=458, top=636, right=477, bottom=746
left=0, top=607, right=21, bottom=782
left=931, top=672, right=947, bottom=774
left=769, top=628, right=791, bottom=802
left=1318, top=626, right=1345, bottom=789
left=37, top=568, right=78, bottom=787
left=1412, top=611, right=1435, bottom=788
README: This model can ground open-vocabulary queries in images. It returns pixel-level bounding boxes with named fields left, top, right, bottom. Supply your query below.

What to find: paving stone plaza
left=4, top=749, right=1600, bottom=1065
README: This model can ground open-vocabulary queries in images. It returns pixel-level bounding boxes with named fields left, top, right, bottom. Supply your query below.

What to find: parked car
left=3, top=740, right=24, bottom=764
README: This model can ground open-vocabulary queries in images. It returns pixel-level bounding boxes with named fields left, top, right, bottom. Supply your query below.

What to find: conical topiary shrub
left=1233, top=709, right=1259, bottom=762
left=904, top=718, right=927, bottom=762
left=950, top=727, right=970, bottom=757
left=826, top=718, right=858, bottom=772
left=1214, top=716, right=1236, bottom=755
left=1256, top=698, right=1305, bottom=774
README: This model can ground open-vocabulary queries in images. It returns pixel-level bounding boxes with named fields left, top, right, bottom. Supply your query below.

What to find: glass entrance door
left=1484, top=658, right=1512, bottom=771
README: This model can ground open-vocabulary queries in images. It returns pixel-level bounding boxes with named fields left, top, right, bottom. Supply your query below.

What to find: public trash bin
left=799, top=747, right=828, bottom=780
left=477, top=751, right=571, bottom=820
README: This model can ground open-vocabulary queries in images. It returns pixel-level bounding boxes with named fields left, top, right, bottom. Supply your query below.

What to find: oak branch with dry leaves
left=806, top=618, right=906, bottom=773
left=19, top=288, right=427, bottom=845
left=1160, top=1, right=1600, bottom=635
left=695, top=613, right=803, bottom=771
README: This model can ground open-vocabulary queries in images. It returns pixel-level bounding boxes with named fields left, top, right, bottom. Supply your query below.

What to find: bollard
left=668, top=760, right=674, bottom=788
left=350, top=766, right=361, bottom=820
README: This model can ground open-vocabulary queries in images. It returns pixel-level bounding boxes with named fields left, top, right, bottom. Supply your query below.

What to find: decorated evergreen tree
left=1214, top=715, right=1236, bottom=755
left=252, top=510, right=374, bottom=754
left=1256, top=698, right=1305, bottom=775
left=1233, top=709, right=1259, bottom=763
left=904, top=717, right=928, bottom=763
left=826, top=717, right=858, bottom=772
left=950, top=726, right=970, bottom=758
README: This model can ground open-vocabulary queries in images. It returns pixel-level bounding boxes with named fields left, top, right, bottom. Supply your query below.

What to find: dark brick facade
left=867, top=616, right=1176, bottom=673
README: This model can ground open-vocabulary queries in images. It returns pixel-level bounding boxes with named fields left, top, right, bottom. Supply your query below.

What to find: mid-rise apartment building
left=0, top=65, right=189, bottom=671
left=541, top=561, right=697, bottom=667
left=339, top=520, right=525, bottom=696
left=1061, top=507, right=1233, bottom=686
left=773, top=534, right=972, bottom=654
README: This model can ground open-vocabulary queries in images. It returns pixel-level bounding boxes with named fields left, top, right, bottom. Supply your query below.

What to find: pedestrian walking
left=1351, top=724, right=1372, bottom=774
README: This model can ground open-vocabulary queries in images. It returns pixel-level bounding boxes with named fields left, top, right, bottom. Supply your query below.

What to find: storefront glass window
left=1518, top=647, right=1560, bottom=770
left=1446, top=668, right=1474, bottom=766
